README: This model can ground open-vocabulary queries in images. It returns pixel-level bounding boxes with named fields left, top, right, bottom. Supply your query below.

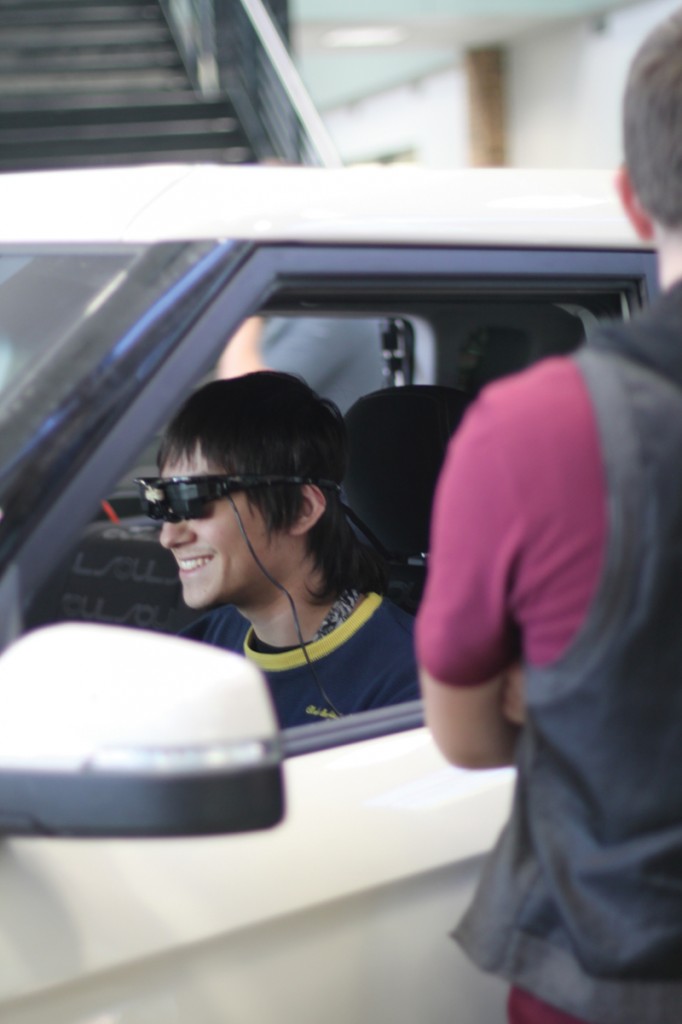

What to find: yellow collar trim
left=243, top=592, right=383, bottom=672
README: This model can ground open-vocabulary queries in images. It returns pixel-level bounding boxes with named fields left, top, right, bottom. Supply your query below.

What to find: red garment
left=416, top=357, right=606, bottom=681
left=509, top=988, right=592, bottom=1024
left=415, top=357, right=609, bottom=1024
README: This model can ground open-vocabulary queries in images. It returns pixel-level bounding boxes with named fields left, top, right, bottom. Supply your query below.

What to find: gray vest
left=456, top=283, right=682, bottom=1024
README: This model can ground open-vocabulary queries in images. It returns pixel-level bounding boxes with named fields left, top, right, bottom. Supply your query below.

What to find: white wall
left=324, top=66, right=468, bottom=168
left=506, top=0, right=682, bottom=168
left=322, top=0, right=682, bottom=170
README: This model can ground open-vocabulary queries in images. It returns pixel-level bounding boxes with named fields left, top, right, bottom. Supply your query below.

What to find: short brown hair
left=623, top=11, right=682, bottom=229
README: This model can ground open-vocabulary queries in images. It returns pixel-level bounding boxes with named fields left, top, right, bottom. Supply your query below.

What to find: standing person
left=416, top=11, right=682, bottom=1024
left=137, top=371, right=418, bottom=728
left=217, top=315, right=385, bottom=413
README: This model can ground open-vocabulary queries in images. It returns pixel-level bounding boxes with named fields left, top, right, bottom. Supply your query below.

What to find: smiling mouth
left=177, top=556, right=213, bottom=572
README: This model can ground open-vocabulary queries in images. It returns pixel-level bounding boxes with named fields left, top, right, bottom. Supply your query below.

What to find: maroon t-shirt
left=415, top=357, right=607, bottom=1024
left=416, top=357, right=606, bottom=678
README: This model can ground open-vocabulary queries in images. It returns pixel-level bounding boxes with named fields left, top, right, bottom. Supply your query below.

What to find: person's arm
left=416, top=391, right=529, bottom=769
left=216, top=317, right=265, bottom=378
left=417, top=363, right=604, bottom=772
left=420, top=666, right=521, bottom=769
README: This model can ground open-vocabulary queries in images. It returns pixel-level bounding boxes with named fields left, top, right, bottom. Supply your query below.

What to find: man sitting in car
left=136, top=371, right=418, bottom=728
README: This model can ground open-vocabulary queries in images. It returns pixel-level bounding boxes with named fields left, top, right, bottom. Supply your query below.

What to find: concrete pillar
left=465, top=47, right=507, bottom=166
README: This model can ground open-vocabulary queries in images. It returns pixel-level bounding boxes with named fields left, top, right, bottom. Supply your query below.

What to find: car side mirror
left=0, top=624, right=284, bottom=838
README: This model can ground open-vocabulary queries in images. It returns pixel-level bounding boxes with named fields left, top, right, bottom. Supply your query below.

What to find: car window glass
left=21, top=284, right=635, bottom=747
left=0, top=250, right=140, bottom=404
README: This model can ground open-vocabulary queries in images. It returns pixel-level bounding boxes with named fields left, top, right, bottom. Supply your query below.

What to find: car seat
left=344, top=385, right=471, bottom=613
left=25, top=517, right=202, bottom=635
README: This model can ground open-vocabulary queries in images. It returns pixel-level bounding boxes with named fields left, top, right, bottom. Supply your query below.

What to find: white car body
left=0, top=164, right=652, bottom=1024
left=0, top=163, right=636, bottom=247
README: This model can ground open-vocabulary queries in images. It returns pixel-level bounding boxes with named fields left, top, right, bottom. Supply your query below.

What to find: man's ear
left=614, top=165, right=655, bottom=240
left=289, top=484, right=327, bottom=536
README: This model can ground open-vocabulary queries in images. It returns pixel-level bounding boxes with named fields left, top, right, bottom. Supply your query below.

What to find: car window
left=15, top=243, right=656, bottom=752
left=24, top=292, right=619, bottom=597
left=0, top=250, right=141, bottom=403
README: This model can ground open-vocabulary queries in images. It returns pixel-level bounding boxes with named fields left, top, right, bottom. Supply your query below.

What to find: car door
left=0, top=235, right=657, bottom=1024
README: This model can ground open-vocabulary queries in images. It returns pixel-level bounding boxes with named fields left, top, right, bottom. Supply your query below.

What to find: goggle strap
left=135, top=474, right=342, bottom=523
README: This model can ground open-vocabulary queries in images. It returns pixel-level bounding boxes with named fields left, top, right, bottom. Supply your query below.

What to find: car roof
left=0, top=162, right=643, bottom=249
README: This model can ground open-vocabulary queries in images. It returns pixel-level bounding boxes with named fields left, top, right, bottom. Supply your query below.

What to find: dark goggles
left=135, top=474, right=342, bottom=523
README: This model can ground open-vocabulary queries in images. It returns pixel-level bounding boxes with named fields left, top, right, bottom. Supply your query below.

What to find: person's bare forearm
left=420, top=667, right=522, bottom=769
left=217, top=317, right=265, bottom=378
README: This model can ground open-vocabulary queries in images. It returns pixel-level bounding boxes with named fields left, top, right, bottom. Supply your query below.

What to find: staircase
left=0, top=0, right=256, bottom=171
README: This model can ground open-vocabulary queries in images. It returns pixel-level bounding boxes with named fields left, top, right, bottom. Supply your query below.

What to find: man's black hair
left=158, top=371, right=387, bottom=600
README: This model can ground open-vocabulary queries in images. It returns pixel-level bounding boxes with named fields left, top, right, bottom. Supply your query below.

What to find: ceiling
left=289, top=0, right=645, bottom=109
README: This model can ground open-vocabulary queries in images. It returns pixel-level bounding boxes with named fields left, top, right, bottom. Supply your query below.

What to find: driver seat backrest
left=25, top=517, right=202, bottom=635
left=344, top=385, right=471, bottom=613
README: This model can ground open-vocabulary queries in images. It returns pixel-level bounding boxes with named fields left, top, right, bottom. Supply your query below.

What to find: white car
left=0, top=164, right=653, bottom=1024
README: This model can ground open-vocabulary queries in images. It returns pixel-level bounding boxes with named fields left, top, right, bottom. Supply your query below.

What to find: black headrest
left=344, top=385, right=471, bottom=558
left=449, top=303, right=585, bottom=396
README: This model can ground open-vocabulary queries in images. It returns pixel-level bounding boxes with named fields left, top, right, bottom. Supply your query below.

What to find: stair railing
left=160, top=0, right=341, bottom=167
